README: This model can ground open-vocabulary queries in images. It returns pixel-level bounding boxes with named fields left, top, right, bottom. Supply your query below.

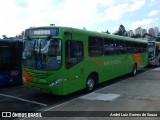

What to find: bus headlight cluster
left=49, top=78, right=63, bottom=87
left=22, top=76, right=26, bottom=82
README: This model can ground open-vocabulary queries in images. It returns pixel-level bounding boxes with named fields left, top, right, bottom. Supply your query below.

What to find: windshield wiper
left=27, top=39, right=36, bottom=50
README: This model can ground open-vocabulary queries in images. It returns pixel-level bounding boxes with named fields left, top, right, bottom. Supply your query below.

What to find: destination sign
left=25, top=28, right=59, bottom=36
left=33, top=30, right=50, bottom=35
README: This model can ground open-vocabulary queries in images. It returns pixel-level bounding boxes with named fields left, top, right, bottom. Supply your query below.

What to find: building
left=154, top=27, right=159, bottom=37
left=148, top=28, right=155, bottom=37
left=134, top=27, right=147, bottom=37
left=141, top=29, right=147, bottom=36
left=134, top=27, right=142, bottom=36
left=127, top=30, right=134, bottom=37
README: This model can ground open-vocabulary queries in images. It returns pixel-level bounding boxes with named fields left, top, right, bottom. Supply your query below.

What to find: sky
left=0, top=0, right=160, bottom=38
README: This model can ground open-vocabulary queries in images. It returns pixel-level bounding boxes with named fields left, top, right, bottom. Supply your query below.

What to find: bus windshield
left=22, top=38, right=61, bottom=70
left=0, top=41, right=22, bottom=72
left=148, top=42, right=155, bottom=59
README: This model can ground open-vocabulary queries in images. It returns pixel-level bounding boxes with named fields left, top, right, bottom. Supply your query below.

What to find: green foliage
left=114, top=24, right=127, bottom=36
left=103, top=30, right=111, bottom=34
left=132, top=34, right=141, bottom=38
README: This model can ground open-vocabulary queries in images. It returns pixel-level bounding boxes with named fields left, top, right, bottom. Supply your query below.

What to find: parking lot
left=0, top=66, right=160, bottom=120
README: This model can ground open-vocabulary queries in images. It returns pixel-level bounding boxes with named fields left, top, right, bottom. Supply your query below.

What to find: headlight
left=23, top=76, right=26, bottom=82
left=49, top=78, right=63, bottom=87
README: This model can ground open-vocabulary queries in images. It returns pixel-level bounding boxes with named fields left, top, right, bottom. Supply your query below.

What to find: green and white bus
left=148, top=40, right=160, bottom=66
left=22, top=26, right=148, bottom=95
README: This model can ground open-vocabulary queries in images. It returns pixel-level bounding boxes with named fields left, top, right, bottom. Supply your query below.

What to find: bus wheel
left=86, top=76, right=95, bottom=92
left=132, top=64, right=137, bottom=76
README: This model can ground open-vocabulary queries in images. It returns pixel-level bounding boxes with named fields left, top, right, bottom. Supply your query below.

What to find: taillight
left=11, top=70, right=19, bottom=76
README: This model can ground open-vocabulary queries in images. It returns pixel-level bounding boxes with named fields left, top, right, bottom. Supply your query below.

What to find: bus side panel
left=141, top=53, right=148, bottom=68
left=0, top=69, right=22, bottom=86
left=102, top=56, right=119, bottom=82
left=63, top=61, right=85, bottom=94
left=102, top=54, right=132, bottom=83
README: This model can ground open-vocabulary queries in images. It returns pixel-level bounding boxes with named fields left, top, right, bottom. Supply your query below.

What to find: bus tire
left=86, top=75, right=96, bottom=92
left=131, top=64, right=137, bottom=76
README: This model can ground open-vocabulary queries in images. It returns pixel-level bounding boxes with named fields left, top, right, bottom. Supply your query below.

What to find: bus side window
left=66, top=40, right=84, bottom=68
left=115, top=40, right=125, bottom=55
left=104, top=38, right=115, bottom=55
left=133, top=42, right=138, bottom=53
left=126, top=41, right=134, bottom=54
left=139, top=43, right=147, bottom=53
left=0, top=47, right=11, bottom=72
left=88, top=36, right=103, bottom=57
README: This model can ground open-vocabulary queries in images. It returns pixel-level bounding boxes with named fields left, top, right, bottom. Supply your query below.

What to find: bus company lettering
left=34, top=30, right=50, bottom=35
left=104, top=59, right=121, bottom=66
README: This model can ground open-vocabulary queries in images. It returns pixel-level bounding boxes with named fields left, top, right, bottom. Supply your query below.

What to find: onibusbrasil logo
left=1, top=112, right=42, bottom=118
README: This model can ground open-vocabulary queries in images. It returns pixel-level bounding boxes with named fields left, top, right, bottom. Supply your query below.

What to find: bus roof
left=25, top=26, right=148, bottom=44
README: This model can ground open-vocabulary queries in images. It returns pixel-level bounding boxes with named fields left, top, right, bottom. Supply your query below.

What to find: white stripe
left=0, top=94, right=47, bottom=107
left=43, top=98, right=79, bottom=112
left=19, top=98, right=79, bottom=120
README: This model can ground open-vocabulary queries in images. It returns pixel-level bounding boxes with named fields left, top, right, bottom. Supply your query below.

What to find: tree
left=103, top=30, right=111, bottom=34
left=132, top=34, right=141, bottom=38
left=143, top=33, right=153, bottom=38
left=82, top=27, right=87, bottom=30
left=2, top=35, right=8, bottom=39
left=114, top=24, right=127, bottom=36
left=15, top=31, right=24, bottom=39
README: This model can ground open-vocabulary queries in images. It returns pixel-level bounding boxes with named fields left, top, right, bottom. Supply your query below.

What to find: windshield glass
left=148, top=42, right=155, bottom=59
left=22, top=38, right=61, bottom=70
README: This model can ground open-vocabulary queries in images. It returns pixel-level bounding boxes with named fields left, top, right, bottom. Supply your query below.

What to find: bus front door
left=65, top=39, right=85, bottom=92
